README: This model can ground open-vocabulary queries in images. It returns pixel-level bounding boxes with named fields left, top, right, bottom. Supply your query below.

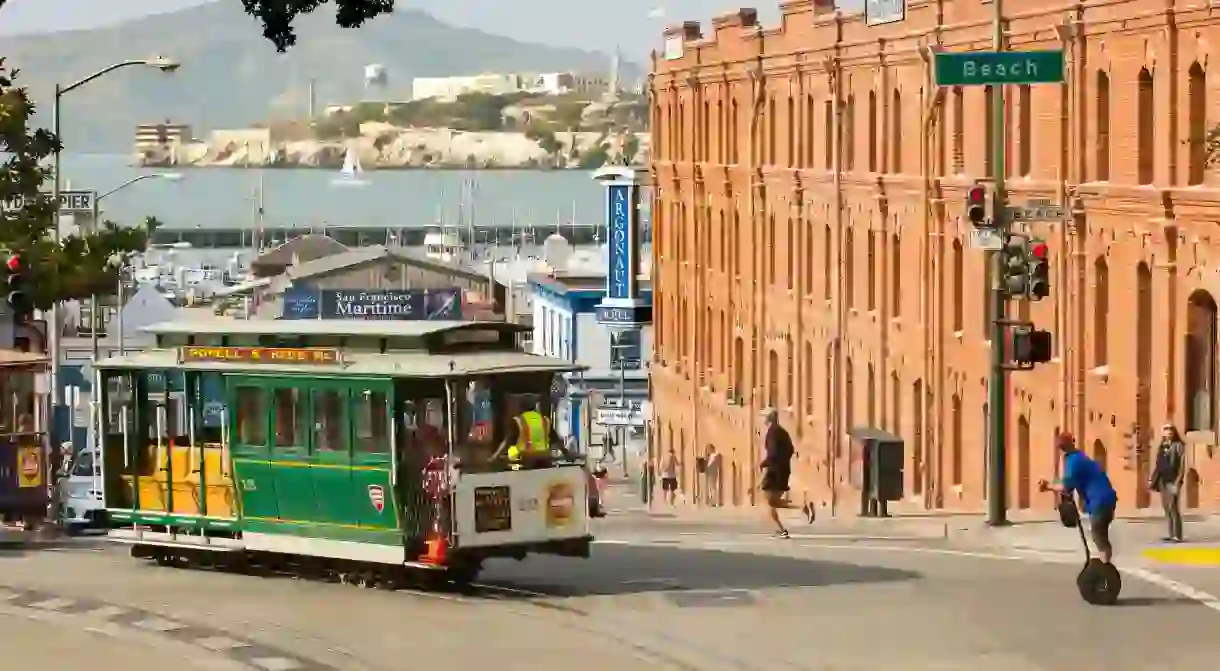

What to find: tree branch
left=239, top=0, right=395, bottom=52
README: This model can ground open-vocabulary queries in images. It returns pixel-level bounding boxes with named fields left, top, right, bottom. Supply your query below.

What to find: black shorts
left=1090, top=502, right=1116, bottom=554
left=761, top=470, right=790, bottom=494
left=661, top=477, right=678, bottom=492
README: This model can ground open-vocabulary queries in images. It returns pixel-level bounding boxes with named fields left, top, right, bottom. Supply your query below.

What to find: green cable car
left=93, top=319, right=592, bottom=586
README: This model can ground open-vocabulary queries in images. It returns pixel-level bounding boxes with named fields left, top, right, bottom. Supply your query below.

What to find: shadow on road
left=476, top=542, right=920, bottom=597
left=1116, top=596, right=1201, bottom=607
left=0, top=536, right=108, bottom=557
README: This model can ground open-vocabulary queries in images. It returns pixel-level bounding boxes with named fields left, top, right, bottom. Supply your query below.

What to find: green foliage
left=578, top=143, right=610, bottom=170
left=1206, top=125, right=1220, bottom=168
left=623, top=135, right=641, bottom=164
left=238, top=0, right=395, bottom=52
left=0, top=59, right=152, bottom=310
left=525, top=124, right=562, bottom=155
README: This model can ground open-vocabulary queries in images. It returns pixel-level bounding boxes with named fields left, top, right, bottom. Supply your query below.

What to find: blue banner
left=283, top=288, right=320, bottom=319
left=282, top=288, right=464, bottom=321
left=607, top=184, right=633, bottom=299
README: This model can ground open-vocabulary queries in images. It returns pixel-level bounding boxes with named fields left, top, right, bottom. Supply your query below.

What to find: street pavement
left=1, top=510, right=1219, bottom=669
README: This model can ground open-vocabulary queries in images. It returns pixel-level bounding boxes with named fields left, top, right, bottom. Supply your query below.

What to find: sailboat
left=332, top=147, right=370, bottom=187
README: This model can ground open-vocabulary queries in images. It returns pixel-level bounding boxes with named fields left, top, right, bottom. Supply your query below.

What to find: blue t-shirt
left=1062, top=451, right=1117, bottom=515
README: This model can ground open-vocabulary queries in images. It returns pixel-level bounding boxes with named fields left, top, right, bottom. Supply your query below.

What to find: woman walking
left=1149, top=424, right=1187, bottom=543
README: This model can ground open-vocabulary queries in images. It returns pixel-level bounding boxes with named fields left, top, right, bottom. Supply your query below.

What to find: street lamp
left=49, top=56, right=181, bottom=448
left=96, top=172, right=183, bottom=201
left=88, top=172, right=186, bottom=364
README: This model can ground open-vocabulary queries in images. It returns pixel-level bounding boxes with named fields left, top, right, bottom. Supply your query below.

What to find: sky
left=0, top=0, right=844, bottom=56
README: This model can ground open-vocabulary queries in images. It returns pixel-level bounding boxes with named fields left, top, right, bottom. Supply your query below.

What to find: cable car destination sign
left=178, top=347, right=343, bottom=365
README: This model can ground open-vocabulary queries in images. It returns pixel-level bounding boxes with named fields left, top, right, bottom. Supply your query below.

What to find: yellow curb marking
left=1142, top=546, right=1220, bottom=566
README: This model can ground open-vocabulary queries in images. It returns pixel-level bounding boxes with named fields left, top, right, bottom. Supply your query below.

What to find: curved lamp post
left=48, top=56, right=180, bottom=450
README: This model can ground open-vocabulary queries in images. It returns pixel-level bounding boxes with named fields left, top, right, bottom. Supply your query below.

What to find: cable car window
left=313, top=389, right=345, bottom=452
left=353, top=388, right=389, bottom=454
left=461, top=379, right=495, bottom=448
left=235, top=386, right=266, bottom=446
left=0, top=369, right=35, bottom=434
left=106, top=375, right=134, bottom=436
left=273, top=388, right=307, bottom=449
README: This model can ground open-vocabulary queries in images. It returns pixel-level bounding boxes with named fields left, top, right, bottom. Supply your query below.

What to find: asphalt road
left=1, top=527, right=1218, bottom=670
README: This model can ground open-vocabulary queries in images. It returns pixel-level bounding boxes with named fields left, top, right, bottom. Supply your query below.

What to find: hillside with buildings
left=7, top=1, right=639, bottom=152
left=136, top=85, right=651, bottom=170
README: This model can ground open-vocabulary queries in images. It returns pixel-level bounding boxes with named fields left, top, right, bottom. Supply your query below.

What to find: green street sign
left=934, top=50, right=1065, bottom=86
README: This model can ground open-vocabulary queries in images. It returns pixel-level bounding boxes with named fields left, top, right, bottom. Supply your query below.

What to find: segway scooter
left=1058, top=493, right=1122, bottom=605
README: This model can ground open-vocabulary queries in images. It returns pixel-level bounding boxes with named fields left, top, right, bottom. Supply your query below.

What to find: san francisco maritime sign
left=178, top=347, right=343, bottom=365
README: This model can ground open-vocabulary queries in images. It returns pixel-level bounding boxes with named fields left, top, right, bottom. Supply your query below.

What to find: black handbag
left=1057, top=493, right=1080, bottom=528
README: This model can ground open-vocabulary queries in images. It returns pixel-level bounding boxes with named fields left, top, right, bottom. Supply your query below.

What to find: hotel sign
left=866, top=0, right=905, bottom=26
left=606, top=184, right=635, bottom=300
left=178, top=347, right=343, bottom=365
left=593, top=166, right=651, bottom=329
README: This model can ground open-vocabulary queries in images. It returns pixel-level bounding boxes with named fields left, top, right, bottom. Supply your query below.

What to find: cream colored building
left=412, top=71, right=611, bottom=101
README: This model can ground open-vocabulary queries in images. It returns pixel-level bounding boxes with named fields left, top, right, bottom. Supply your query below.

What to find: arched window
left=845, top=228, right=856, bottom=309
left=867, top=364, right=876, bottom=426
left=1093, top=256, right=1109, bottom=367
left=951, top=395, right=963, bottom=486
left=804, top=342, right=814, bottom=418
left=1137, top=68, right=1155, bottom=185
left=1188, top=63, right=1207, bottom=185
left=732, top=337, right=745, bottom=400
left=952, top=239, right=964, bottom=332
left=824, top=224, right=834, bottom=301
left=1017, top=416, right=1031, bottom=509
left=768, top=350, right=780, bottom=409
left=1093, top=440, right=1108, bottom=474
left=844, top=357, right=855, bottom=443
left=1096, top=71, right=1111, bottom=181
left=891, top=233, right=902, bottom=318
left=1185, top=290, right=1218, bottom=432
left=867, top=90, right=878, bottom=172
left=891, top=88, right=903, bottom=173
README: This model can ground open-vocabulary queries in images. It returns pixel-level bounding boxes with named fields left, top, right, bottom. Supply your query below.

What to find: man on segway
left=1038, top=432, right=1118, bottom=564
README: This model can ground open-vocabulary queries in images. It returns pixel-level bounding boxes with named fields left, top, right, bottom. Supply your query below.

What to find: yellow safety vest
left=507, top=411, right=549, bottom=461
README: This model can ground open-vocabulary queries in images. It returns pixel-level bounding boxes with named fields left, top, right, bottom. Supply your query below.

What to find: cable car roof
left=94, top=348, right=585, bottom=377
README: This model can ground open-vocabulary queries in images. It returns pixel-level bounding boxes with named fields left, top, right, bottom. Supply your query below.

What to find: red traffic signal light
left=1031, top=242, right=1049, bottom=260
left=966, top=183, right=989, bottom=226
left=4, top=255, right=19, bottom=273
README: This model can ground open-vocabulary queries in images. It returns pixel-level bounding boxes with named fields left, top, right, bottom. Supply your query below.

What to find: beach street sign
left=0, top=190, right=97, bottom=214
left=934, top=50, right=1065, bottom=87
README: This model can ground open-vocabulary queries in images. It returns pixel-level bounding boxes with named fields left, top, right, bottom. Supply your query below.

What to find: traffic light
left=1011, top=327, right=1053, bottom=366
left=1028, top=240, right=1050, bottom=300
left=1001, top=234, right=1029, bottom=297
left=4, top=254, right=33, bottom=322
left=965, top=182, right=991, bottom=226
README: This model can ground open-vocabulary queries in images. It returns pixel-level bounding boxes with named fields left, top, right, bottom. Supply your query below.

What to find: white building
left=411, top=71, right=611, bottom=101
left=528, top=271, right=652, bottom=457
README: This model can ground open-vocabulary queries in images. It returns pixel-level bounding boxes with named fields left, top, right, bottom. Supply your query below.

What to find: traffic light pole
left=986, top=0, right=1009, bottom=527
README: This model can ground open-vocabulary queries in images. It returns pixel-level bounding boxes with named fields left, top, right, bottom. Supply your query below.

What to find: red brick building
left=649, top=0, right=1220, bottom=516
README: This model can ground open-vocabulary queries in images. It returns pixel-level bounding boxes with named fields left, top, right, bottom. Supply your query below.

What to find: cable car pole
left=986, top=0, right=1009, bottom=526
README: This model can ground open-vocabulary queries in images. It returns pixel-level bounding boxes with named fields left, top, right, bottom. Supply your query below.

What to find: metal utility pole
left=986, top=0, right=1009, bottom=527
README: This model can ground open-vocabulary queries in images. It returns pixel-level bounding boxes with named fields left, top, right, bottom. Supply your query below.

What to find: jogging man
left=1038, top=432, right=1118, bottom=564
left=760, top=409, right=794, bottom=539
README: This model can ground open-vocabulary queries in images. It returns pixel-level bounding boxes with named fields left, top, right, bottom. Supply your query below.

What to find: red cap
left=1056, top=432, right=1075, bottom=449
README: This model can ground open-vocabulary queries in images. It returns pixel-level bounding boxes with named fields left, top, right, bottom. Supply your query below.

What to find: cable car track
left=132, top=546, right=776, bottom=670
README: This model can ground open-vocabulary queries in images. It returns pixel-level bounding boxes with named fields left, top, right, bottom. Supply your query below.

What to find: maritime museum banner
left=282, top=288, right=463, bottom=321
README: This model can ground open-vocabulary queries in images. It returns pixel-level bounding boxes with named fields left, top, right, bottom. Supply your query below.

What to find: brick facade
left=649, top=0, right=1220, bottom=515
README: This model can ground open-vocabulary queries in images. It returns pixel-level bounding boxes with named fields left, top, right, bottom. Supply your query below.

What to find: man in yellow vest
left=491, top=397, right=569, bottom=469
